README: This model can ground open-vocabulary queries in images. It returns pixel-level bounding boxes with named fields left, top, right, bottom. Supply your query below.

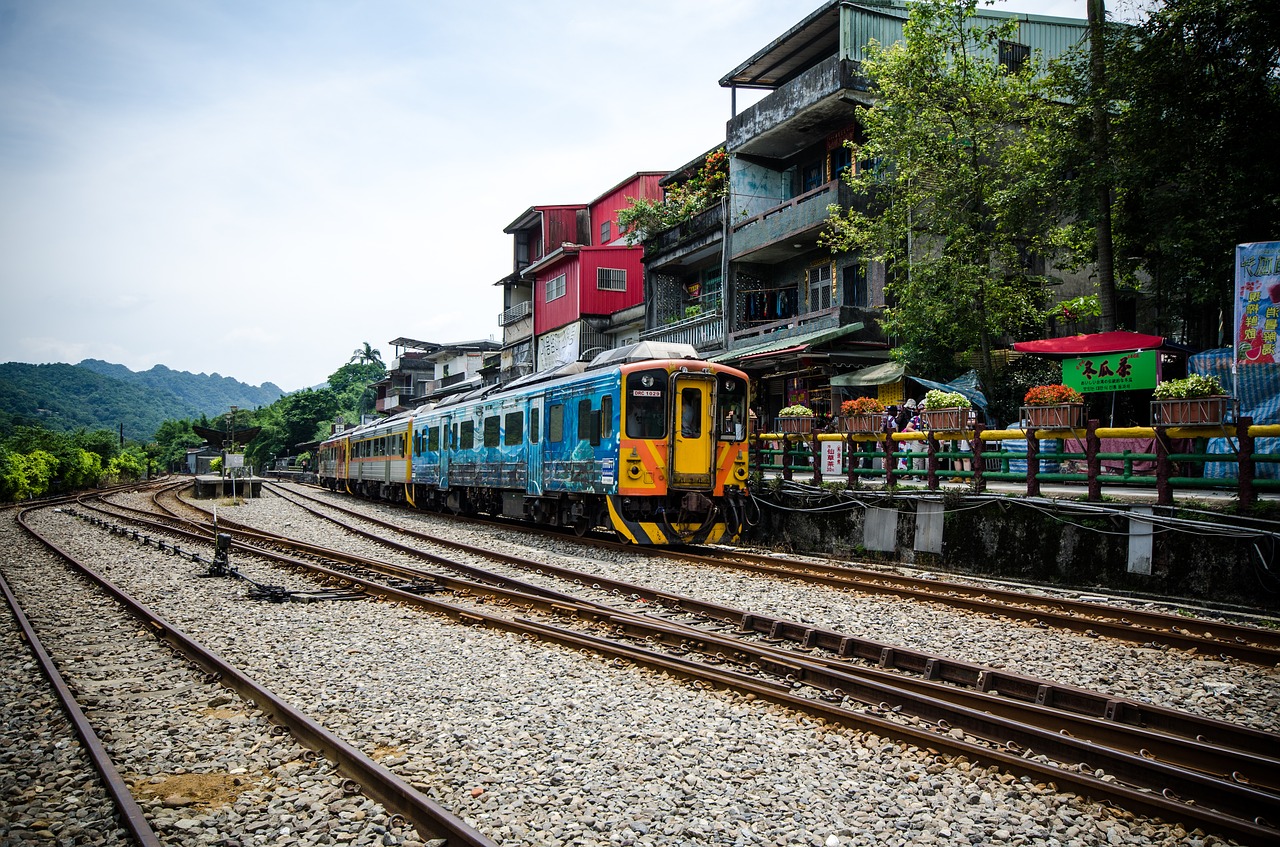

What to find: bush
left=841, top=397, right=886, bottom=416
left=1023, top=384, right=1083, bottom=406
left=922, top=389, right=971, bottom=410
left=779, top=404, right=815, bottom=417
left=1152, top=374, right=1225, bottom=399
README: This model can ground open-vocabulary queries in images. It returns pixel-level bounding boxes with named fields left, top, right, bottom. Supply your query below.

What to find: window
left=801, top=160, right=824, bottom=192
left=597, top=268, right=626, bottom=291
left=843, top=263, right=868, bottom=309
left=999, top=40, right=1030, bottom=73
left=625, top=369, right=668, bottom=439
left=599, top=220, right=612, bottom=244
left=600, top=395, right=613, bottom=439
left=808, top=264, right=832, bottom=312
left=427, top=426, right=439, bottom=452
left=679, top=387, right=703, bottom=438
left=577, top=399, right=593, bottom=441
left=529, top=407, right=540, bottom=444
left=504, top=411, right=523, bottom=445
left=546, top=273, right=566, bottom=303
left=830, top=146, right=853, bottom=178
left=548, top=404, right=564, bottom=443
left=460, top=420, right=474, bottom=450
left=483, top=415, right=500, bottom=448
left=717, top=374, right=748, bottom=441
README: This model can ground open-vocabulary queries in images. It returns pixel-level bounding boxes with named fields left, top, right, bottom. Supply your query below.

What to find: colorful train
left=316, top=343, right=751, bottom=544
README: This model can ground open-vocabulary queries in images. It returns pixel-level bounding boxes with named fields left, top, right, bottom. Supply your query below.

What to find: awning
left=711, top=322, right=864, bottom=364
left=831, top=361, right=905, bottom=387
left=1013, top=331, right=1166, bottom=358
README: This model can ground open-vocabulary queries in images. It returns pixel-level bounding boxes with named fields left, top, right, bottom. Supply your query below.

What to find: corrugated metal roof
left=711, top=322, right=864, bottom=363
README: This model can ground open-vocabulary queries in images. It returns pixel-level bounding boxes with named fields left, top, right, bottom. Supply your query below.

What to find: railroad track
left=79, top=480, right=1280, bottom=843
left=6, top=498, right=495, bottom=846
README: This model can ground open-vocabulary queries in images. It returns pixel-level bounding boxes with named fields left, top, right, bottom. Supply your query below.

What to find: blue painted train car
left=319, top=342, right=751, bottom=544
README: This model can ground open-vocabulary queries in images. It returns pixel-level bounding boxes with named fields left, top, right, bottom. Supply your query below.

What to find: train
left=316, top=342, right=752, bottom=544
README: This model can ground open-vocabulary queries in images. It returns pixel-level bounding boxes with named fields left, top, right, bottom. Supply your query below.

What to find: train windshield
left=625, top=369, right=669, bottom=438
left=717, top=374, right=748, bottom=441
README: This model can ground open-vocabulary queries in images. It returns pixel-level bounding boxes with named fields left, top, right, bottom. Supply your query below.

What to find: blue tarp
left=1193, top=349, right=1280, bottom=479
left=909, top=370, right=989, bottom=414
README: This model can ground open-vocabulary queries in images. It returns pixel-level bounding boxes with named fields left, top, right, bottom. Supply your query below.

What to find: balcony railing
left=640, top=310, right=725, bottom=352
left=499, top=300, right=533, bottom=326
left=643, top=203, right=725, bottom=260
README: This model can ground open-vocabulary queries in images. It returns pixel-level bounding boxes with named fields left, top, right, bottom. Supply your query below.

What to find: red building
left=520, top=173, right=664, bottom=371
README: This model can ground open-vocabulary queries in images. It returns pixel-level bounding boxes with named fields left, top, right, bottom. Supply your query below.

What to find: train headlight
left=627, top=464, right=642, bottom=479
left=733, top=466, right=748, bottom=481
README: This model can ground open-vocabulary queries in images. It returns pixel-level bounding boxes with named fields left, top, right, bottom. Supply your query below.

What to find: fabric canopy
left=1012, top=331, right=1165, bottom=358
left=909, top=370, right=989, bottom=413
left=831, top=361, right=906, bottom=387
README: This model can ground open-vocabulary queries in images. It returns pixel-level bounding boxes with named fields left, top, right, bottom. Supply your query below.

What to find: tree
left=1100, top=0, right=1280, bottom=346
left=328, top=360, right=385, bottom=420
left=349, top=342, right=384, bottom=367
left=618, top=148, right=728, bottom=239
left=823, top=0, right=1067, bottom=392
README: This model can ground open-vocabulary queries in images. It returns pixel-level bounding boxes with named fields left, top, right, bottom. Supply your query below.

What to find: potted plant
left=1021, top=384, right=1085, bottom=430
left=1151, top=374, right=1230, bottom=425
left=776, top=404, right=815, bottom=434
left=839, top=397, right=886, bottom=433
left=920, top=389, right=973, bottom=432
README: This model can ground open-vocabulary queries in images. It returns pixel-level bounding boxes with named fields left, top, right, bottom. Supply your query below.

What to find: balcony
left=640, top=309, right=725, bottom=352
left=731, top=180, right=871, bottom=263
left=643, top=203, right=724, bottom=264
left=727, top=57, right=868, bottom=157
left=499, top=300, right=533, bottom=326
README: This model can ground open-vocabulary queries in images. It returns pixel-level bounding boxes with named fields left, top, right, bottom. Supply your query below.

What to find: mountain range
left=0, top=359, right=284, bottom=442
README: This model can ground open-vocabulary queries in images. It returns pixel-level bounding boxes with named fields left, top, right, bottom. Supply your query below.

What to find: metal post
left=1238, top=416, right=1256, bottom=509
left=1086, top=419, right=1102, bottom=502
left=1026, top=435, right=1041, bottom=497
left=1154, top=428, right=1173, bottom=506
left=971, top=424, right=985, bottom=493
left=926, top=433, right=940, bottom=491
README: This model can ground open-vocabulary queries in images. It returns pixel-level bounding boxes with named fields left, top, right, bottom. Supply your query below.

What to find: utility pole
left=1089, top=0, right=1118, bottom=332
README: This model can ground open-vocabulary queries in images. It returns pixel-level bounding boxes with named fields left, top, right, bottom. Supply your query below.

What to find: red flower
left=1024, top=384, right=1083, bottom=406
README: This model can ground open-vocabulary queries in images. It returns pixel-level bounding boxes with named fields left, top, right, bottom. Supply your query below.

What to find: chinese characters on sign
left=1062, top=350, right=1157, bottom=394
left=1235, top=241, right=1280, bottom=366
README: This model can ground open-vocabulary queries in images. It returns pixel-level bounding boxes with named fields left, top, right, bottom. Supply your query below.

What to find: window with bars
left=597, top=268, right=626, bottom=291
left=807, top=264, right=832, bottom=312
left=999, top=40, right=1030, bottom=73
left=546, top=273, right=566, bottom=302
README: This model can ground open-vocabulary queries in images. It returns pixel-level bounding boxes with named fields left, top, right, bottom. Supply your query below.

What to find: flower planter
left=839, top=414, right=884, bottom=433
left=921, top=407, right=973, bottom=432
left=776, top=416, right=815, bottom=434
left=1150, top=396, right=1231, bottom=426
left=1021, top=403, right=1084, bottom=430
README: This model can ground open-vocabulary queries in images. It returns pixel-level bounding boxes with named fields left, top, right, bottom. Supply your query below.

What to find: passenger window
left=428, top=426, right=439, bottom=452
left=717, top=374, right=748, bottom=441
left=504, top=411, right=523, bottom=445
left=600, top=395, right=613, bottom=438
left=460, top=421, right=474, bottom=450
left=577, top=399, right=593, bottom=441
left=530, top=408, right=540, bottom=444
left=483, top=416, right=500, bottom=447
left=549, top=404, right=564, bottom=443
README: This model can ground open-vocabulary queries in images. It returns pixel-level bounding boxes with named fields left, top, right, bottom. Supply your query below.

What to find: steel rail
left=17, top=504, right=497, bottom=847
left=259, top=482, right=1280, bottom=762
left=0, top=531, right=163, bottom=847
left=83, top=488, right=1280, bottom=840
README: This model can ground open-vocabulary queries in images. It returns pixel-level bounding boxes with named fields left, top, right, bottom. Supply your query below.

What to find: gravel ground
left=7, top=488, right=1259, bottom=845
left=238, top=485, right=1280, bottom=736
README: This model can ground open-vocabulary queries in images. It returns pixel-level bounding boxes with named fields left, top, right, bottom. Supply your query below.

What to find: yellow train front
left=606, top=357, right=751, bottom=544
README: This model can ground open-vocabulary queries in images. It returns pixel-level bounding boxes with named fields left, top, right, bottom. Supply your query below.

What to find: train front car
left=607, top=359, right=751, bottom=544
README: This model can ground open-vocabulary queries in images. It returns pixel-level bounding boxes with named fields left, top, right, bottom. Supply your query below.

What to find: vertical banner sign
left=1235, top=241, right=1280, bottom=366
left=821, top=441, right=843, bottom=476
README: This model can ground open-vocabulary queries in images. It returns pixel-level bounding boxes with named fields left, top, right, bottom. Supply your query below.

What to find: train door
left=670, top=374, right=714, bottom=489
left=438, top=415, right=452, bottom=490
left=527, top=396, right=544, bottom=495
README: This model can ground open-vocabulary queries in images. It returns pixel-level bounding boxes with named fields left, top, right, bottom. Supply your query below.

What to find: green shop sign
left=1062, top=350, right=1157, bottom=393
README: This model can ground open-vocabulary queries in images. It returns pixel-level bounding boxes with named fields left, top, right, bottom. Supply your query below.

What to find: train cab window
left=717, top=374, right=749, bottom=441
left=504, top=411, right=523, bottom=445
left=680, top=387, right=703, bottom=438
left=529, top=408, right=540, bottom=444
left=460, top=421, right=475, bottom=450
left=427, top=426, right=439, bottom=452
left=549, top=404, right=564, bottom=443
left=483, top=415, right=500, bottom=447
left=625, top=369, right=668, bottom=439
left=600, top=395, right=613, bottom=439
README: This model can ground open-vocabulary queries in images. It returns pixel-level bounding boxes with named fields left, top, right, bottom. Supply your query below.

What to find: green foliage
left=779, top=404, right=815, bottom=417
left=149, top=418, right=205, bottom=471
left=245, top=387, right=339, bottom=468
left=349, top=342, right=384, bottom=367
left=0, top=449, right=58, bottom=501
left=618, top=148, right=728, bottom=238
left=105, top=448, right=148, bottom=484
left=989, top=355, right=1061, bottom=426
left=822, top=0, right=1067, bottom=390
left=327, top=361, right=384, bottom=422
left=1152, top=374, right=1225, bottom=399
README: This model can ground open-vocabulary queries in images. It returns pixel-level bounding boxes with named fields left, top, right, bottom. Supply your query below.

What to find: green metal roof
left=711, top=322, right=864, bottom=363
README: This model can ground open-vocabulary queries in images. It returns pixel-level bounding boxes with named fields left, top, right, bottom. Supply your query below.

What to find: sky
left=0, top=0, right=1115, bottom=392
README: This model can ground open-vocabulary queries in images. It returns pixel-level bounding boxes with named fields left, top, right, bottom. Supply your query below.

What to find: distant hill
left=0, top=360, right=285, bottom=441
